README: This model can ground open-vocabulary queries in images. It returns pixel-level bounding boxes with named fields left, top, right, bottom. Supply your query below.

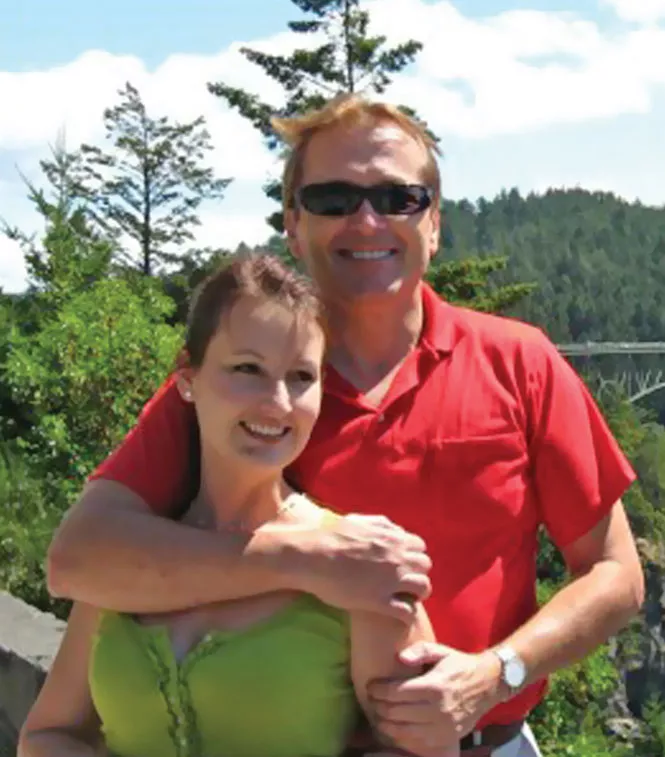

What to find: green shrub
left=1, top=277, right=182, bottom=617
left=0, top=444, right=70, bottom=617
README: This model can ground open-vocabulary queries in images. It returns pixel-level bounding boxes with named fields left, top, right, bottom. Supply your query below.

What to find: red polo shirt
left=90, top=284, right=635, bottom=727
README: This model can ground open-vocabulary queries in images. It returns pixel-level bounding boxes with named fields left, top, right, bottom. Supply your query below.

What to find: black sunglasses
left=296, top=181, right=433, bottom=217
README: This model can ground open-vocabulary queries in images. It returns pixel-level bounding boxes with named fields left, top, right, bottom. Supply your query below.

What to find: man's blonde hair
left=271, top=93, right=441, bottom=212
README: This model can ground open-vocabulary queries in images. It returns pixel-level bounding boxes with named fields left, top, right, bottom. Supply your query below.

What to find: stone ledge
left=0, top=591, right=65, bottom=754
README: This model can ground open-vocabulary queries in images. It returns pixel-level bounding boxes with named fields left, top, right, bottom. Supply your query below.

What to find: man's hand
left=367, top=641, right=503, bottom=756
left=293, top=514, right=432, bottom=621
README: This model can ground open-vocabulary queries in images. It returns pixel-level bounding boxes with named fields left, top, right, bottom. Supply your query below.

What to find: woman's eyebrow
left=231, top=348, right=265, bottom=359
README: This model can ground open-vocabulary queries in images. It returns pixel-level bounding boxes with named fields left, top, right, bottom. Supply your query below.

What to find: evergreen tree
left=2, top=143, right=114, bottom=314
left=208, top=0, right=423, bottom=231
left=42, top=82, right=232, bottom=276
left=426, top=255, right=537, bottom=313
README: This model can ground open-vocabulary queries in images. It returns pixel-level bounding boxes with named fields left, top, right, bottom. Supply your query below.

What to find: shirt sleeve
left=526, top=333, right=637, bottom=548
left=88, top=375, right=197, bottom=516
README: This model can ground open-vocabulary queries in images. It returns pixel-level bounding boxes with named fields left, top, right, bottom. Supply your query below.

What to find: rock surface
left=0, top=591, right=65, bottom=754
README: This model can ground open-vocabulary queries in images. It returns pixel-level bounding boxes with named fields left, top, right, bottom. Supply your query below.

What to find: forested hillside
left=441, top=188, right=665, bottom=344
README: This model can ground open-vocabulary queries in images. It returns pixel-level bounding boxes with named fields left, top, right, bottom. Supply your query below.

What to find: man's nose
left=349, top=199, right=388, bottom=234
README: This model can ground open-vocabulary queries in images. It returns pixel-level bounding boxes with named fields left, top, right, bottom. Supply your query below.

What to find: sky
left=1, top=0, right=664, bottom=292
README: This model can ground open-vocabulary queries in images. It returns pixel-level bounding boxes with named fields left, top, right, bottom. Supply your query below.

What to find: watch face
left=505, top=659, right=526, bottom=688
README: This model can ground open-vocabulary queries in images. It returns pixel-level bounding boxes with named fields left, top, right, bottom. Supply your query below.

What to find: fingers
left=396, top=572, right=432, bottom=600
left=384, top=572, right=432, bottom=620
left=373, top=702, right=434, bottom=724
left=386, top=598, right=419, bottom=623
left=368, top=666, right=446, bottom=703
left=398, top=640, right=450, bottom=665
left=344, top=515, right=428, bottom=553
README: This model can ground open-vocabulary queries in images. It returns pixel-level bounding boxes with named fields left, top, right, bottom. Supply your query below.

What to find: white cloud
left=2, top=0, right=665, bottom=292
left=195, top=208, right=274, bottom=250
left=0, top=51, right=146, bottom=150
left=601, top=0, right=665, bottom=24
left=0, top=47, right=276, bottom=184
left=367, top=0, right=665, bottom=138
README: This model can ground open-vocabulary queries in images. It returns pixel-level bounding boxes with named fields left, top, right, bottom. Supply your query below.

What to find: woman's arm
left=18, top=603, right=104, bottom=757
left=350, top=606, right=459, bottom=757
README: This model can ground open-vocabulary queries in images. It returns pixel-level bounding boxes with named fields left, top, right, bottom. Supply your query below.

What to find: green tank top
left=89, top=595, right=358, bottom=757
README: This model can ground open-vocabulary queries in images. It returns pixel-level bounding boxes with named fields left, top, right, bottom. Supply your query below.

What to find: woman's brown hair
left=183, top=252, right=325, bottom=368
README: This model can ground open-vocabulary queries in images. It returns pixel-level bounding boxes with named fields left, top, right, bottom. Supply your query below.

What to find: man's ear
left=428, top=204, right=441, bottom=260
left=284, top=208, right=301, bottom=260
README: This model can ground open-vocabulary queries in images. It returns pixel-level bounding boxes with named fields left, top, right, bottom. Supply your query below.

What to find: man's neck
left=326, top=285, right=424, bottom=393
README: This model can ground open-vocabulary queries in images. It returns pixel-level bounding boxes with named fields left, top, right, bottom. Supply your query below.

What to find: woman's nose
left=261, top=380, right=292, bottom=415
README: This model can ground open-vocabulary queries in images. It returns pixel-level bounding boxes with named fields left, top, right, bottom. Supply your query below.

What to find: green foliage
left=594, top=382, right=665, bottom=542
left=5, top=277, right=181, bottom=485
left=42, top=82, right=232, bottom=275
left=208, top=0, right=424, bottom=231
left=641, top=695, right=665, bottom=755
left=0, top=443, right=70, bottom=618
left=530, top=638, right=620, bottom=749
left=425, top=255, right=537, bottom=314
left=3, top=144, right=114, bottom=309
left=0, top=155, right=183, bottom=618
left=441, top=188, right=665, bottom=343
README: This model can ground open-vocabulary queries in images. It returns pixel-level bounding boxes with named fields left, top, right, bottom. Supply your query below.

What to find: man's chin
left=334, top=279, right=418, bottom=305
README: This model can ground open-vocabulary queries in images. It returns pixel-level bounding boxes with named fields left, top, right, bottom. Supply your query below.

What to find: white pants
left=492, top=723, right=542, bottom=757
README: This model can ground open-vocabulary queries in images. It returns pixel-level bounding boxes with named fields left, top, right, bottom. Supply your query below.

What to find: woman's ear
left=175, top=349, right=195, bottom=403
left=175, top=373, right=194, bottom=403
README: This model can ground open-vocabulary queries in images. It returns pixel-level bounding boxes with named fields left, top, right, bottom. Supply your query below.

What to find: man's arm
left=48, top=480, right=432, bottom=619
left=488, top=498, right=643, bottom=688
left=368, top=500, right=643, bottom=754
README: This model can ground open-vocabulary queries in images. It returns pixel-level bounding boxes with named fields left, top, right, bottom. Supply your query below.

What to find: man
left=47, top=94, right=644, bottom=757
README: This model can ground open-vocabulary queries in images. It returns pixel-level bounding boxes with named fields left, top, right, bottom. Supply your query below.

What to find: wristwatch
left=493, top=645, right=527, bottom=697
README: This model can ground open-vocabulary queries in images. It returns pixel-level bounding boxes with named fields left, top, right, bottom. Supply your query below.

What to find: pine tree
left=42, top=83, right=232, bottom=276
left=208, top=0, right=423, bottom=231
left=2, top=143, right=114, bottom=312
left=426, top=256, right=537, bottom=314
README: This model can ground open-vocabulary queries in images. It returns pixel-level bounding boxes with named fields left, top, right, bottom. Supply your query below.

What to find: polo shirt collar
left=419, top=282, right=459, bottom=356
left=323, top=283, right=459, bottom=403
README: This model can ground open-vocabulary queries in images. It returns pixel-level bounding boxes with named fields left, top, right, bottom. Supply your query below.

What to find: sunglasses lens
left=299, top=183, right=361, bottom=216
left=377, top=185, right=431, bottom=215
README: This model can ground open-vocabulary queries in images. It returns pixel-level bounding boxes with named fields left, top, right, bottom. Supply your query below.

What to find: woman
left=19, top=254, right=457, bottom=757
